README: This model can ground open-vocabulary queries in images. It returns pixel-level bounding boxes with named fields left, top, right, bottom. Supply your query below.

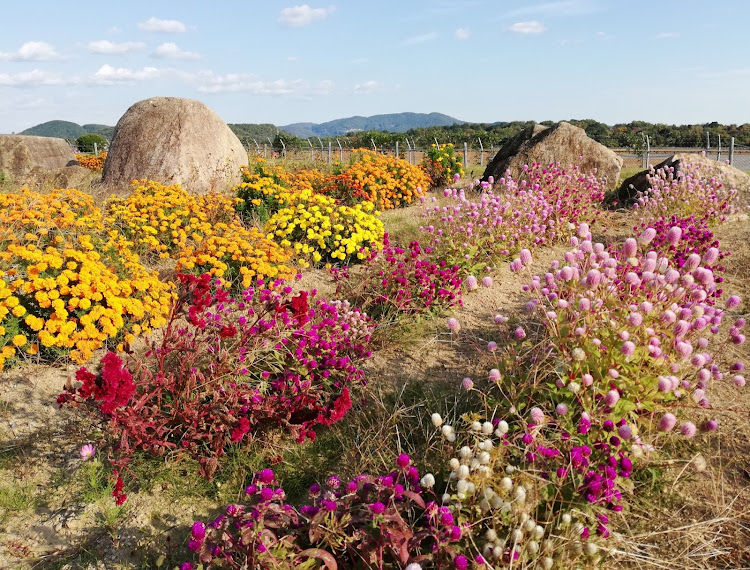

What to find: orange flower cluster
left=106, top=180, right=293, bottom=289
left=0, top=188, right=173, bottom=367
left=75, top=153, right=107, bottom=171
left=324, top=150, right=430, bottom=210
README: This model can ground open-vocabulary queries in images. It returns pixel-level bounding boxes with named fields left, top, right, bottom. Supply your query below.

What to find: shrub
left=76, top=133, right=107, bottom=153
left=331, top=233, right=463, bottom=323
left=0, top=188, right=173, bottom=366
left=421, top=143, right=464, bottom=188
left=105, top=180, right=293, bottom=290
left=324, top=149, right=430, bottom=210
left=59, top=273, right=374, bottom=481
left=265, top=188, right=384, bottom=267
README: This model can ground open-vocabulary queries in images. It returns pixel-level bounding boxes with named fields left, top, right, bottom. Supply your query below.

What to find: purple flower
left=621, top=341, right=636, bottom=357
left=514, top=326, right=526, bottom=340
left=448, top=317, right=461, bottom=333
left=555, top=403, right=568, bottom=416
left=659, top=413, right=677, bottom=431
left=256, top=469, right=275, bottom=484
left=369, top=502, right=386, bottom=514
left=623, top=238, right=637, bottom=257
left=397, top=454, right=411, bottom=468
left=465, top=275, right=479, bottom=291
left=180, top=564, right=194, bottom=570
left=604, top=390, right=620, bottom=408
left=482, top=276, right=493, bottom=287
left=680, top=422, right=697, bottom=438
left=519, top=248, right=533, bottom=266
left=726, top=295, right=741, bottom=308
left=454, top=555, right=469, bottom=570
left=461, top=377, right=474, bottom=390
left=191, top=521, right=206, bottom=540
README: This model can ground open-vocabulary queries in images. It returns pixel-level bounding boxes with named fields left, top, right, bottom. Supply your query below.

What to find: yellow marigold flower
left=12, top=334, right=27, bottom=347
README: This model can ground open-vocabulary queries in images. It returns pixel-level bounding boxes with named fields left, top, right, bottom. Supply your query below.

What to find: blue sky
left=1, top=0, right=748, bottom=133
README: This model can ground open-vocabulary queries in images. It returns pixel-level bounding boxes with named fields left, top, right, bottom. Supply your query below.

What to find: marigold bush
left=265, top=188, right=384, bottom=267
left=75, top=152, right=107, bottom=171
left=234, top=161, right=296, bottom=222
left=105, top=180, right=293, bottom=289
left=0, top=188, right=173, bottom=366
left=421, top=143, right=464, bottom=188
left=325, top=149, right=430, bottom=210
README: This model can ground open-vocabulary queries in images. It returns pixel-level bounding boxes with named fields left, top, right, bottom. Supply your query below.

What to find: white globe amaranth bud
left=431, top=413, right=443, bottom=427
left=584, top=542, right=599, bottom=556
left=500, top=477, right=513, bottom=492
left=457, top=465, right=470, bottom=479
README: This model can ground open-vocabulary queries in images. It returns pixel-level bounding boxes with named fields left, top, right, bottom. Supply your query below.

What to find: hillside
left=227, top=123, right=293, bottom=143
left=20, top=120, right=88, bottom=139
left=280, top=112, right=465, bottom=138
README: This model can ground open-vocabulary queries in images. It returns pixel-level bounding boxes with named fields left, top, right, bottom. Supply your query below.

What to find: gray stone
left=482, top=121, right=623, bottom=189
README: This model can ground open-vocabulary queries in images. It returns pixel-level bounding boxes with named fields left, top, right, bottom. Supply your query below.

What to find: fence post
left=434, top=137, right=440, bottom=150
left=93, top=142, right=98, bottom=156
left=645, top=135, right=650, bottom=168
left=717, top=134, right=721, bottom=161
left=395, top=140, right=399, bottom=159
left=706, top=132, right=710, bottom=150
left=337, top=138, right=343, bottom=161
left=263, top=143, right=267, bottom=159
left=328, top=141, right=332, bottom=165
left=478, top=137, right=484, bottom=167
left=729, top=137, right=735, bottom=166
left=463, top=142, right=468, bottom=170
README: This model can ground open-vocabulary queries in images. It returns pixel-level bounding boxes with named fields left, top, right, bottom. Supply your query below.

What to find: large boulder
left=612, top=153, right=750, bottom=207
left=102, top=97, right=247, bottom=193
left=0, top=135, right=79, bottom=183
left=482, top=121, right=623, bottom=189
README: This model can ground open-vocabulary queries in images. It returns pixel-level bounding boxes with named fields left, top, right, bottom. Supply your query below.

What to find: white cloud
left=508, top=21, right=546, bottom=34
left=92, top=64, right=162, bottom=84
left=353, top=80, right=379, bottom=95
left=286, top=56, right=298, bottom=62
left=137, top=17, right=187, bottom=33
left=194, top=71, right=332, bottom=95
left=402, top=32, right=439, bottom=46
left=0, top=69, right=70, bottom=86
left=279, top=5, right=335, bottom=27
left=152, top=42, right=200, bottom=59
left=0, top=41, right=62, bottom=62
left=454, top=28, right=471, bottom=40
left=655, top=32, right=679, bottom=39
left=88, top=40, right=146, bottom=55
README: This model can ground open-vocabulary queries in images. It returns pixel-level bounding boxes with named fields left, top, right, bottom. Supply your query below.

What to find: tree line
left=263, top=120, right=750, bottom=153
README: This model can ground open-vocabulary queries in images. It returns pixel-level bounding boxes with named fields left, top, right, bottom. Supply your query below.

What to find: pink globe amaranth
left=448, top=317, right=461, bottom=333
left=657, top=377, right=672, bottom=392
left=530, top=407, right=544, bottom=424
left=666, top=225, right=682, bottom=246
left=680, top=422, right=697, bottom=438
left=578, top=222, right=590, bottom=238
left=638, top=227, right=657, bottom=245
left=462, top=377, right=474, bottom=390
left=489, top=368, right=501, bottom=381
left=618, top=424, right=633, bottom=439
left=397, top=453, right=411, bottom=468
left=482, top=276, right=493, bottom=287
left=465, top=275, right=479, bottom=291
left=623, top=237, right=638, bottom=258
left=621, top=341, right=636, bottom=357
left=733, top=375, right=746, bottom=387
left=519, top=248, right=533, bottom=266
left=604, top=390, right=620, bottom=407
left=659, top=413, right=677, bottom=431
left=703, top=419, right=719, bottom=431
left=582, top=373, right=594, bottom=387
left=487, top=341, right=498, bottom=352
left=514, top=326, right=526, bottom=339
left=556, top=403, right=568, bottom=416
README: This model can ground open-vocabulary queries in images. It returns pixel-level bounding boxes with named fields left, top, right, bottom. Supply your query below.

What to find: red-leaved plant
left=59, top=273, right=374, bottom=485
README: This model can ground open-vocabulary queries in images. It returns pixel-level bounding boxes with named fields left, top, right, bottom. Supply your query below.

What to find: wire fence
left=243, top=140, right=750, bottom=173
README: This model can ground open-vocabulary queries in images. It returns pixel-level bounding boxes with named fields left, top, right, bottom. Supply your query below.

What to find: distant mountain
left=21, top=120, right=113, bottom=140
left=21, top=120, right=87, bottom=139
left=280, top=112, right=465, bottom=139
